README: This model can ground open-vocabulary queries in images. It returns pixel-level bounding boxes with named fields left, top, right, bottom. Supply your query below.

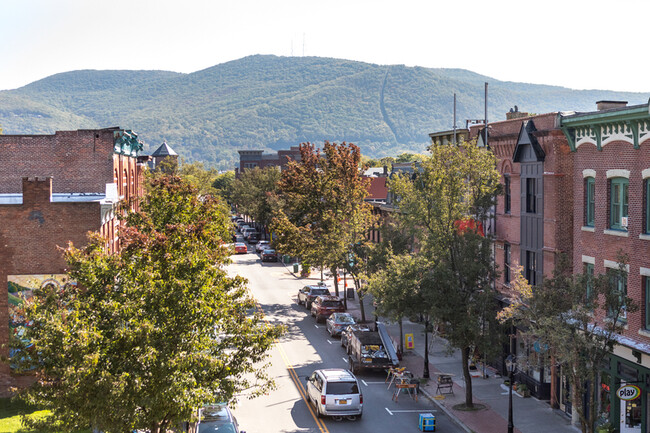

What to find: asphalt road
left=226, top=245, right=464, bottom=433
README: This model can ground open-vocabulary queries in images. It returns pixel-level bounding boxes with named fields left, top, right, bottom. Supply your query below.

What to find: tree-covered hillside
left=0, top=55, right=647, bottom=169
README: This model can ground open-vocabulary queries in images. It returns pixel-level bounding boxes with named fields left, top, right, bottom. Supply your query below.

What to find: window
left=585, top=177, right=595, bottom=227
left=609, top=177, right=628, bottom=230
left=645, top=277, right=650, bottom=330
left=607, top=268, right=627, bottom=321
left=504, top=243, right=511, bottom=284
left=504, top=175, right=511, bottom=214
left=525, top=250, right=536, bottom=286
left=526, top=178, right=536, bottom=214
left=645, top=179, right=650, bottom=234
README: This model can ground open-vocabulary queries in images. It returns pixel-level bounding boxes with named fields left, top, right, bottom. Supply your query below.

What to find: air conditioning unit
left=621, top=217, right=628, bottom=227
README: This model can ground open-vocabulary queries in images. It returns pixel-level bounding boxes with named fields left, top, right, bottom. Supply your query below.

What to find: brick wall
left=572, top=139, right=650, bottom=343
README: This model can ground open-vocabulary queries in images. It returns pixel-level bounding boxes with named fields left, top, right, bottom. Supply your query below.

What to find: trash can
left=347, top=288, right=355, bottom=299
left=283, top=255, right=291, bottom=264
left=293, top=263, right=299, bottom=273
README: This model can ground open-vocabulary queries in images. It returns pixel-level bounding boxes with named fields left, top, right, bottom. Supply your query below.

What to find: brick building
left=430, top=111, right=574, bottom=403
left=0, top=127, right=146, bottom=388
left=236, top=147, right=302, bottom=176
left=560, top=101, right=650, bottom=432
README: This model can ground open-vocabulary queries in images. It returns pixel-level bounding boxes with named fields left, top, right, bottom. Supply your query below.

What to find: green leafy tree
left=178, top=160, right=220, bottom=196
left=11, top=176, right=282, bottom=433
left=231, top=166, right=282, bottom=239
left=499, top=254, right=636, bottom=433
left=270, top=141, right=375, bottom=284
left=212, top=170, right=236, bottom=203
left=389, top=140, right=502, bottom=408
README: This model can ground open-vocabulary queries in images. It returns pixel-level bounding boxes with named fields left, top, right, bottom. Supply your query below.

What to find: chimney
left=506, top=105, right=529, bottom=120
left=596, top=100, right=628, bottom=111
left=383, top=165, right=388, bottom=176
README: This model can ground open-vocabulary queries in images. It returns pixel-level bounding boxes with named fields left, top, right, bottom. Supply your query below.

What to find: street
left=226, top=247, right=465, bottom=433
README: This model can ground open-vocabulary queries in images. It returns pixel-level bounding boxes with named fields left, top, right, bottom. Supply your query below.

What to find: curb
left=417, top=386, right=474, bottom=433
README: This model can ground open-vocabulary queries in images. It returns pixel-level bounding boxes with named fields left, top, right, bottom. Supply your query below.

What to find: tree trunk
left=356, top=279, right=366, bottom=323
left=399, top=318, right=404, bottom=353
left=461, top=346, right=473, bottom=408
left=332, top=268, right=340, bottom=297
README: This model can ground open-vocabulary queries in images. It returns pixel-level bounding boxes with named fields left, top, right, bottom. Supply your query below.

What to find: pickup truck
left=347, top=329, right=397, bottom=374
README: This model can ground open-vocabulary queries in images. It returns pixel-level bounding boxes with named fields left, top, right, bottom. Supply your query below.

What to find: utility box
left=347, top=287, right=355, bottom=299
left=293, top=263, right=299, bottom=273
left=419, top=413, right=435, bottom=431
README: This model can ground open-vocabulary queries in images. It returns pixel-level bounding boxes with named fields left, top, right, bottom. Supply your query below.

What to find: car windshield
left=327, top=381, right=359, bottom=395
left=198, top=423, right=237, bottom=433
left=336, top=315, right=355, bottom=323
left=312, top=288, right=329, bottom=295
left=263, top=249, right=275, bottom=254
left=322, top=300, right=342, bottom=308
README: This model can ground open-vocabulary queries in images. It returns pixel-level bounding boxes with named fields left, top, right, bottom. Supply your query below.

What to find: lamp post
left=506, top=354, right=515, bottom=433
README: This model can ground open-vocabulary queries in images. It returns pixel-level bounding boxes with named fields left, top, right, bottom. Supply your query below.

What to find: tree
left=230, top=166, right=282, bottom=239
left=270, top=141, right=375, bottom=284
left=212, top=170, right=236, bottom=203
left=10, top=176, right=282, bottom=433
left=388, top=140, right=502, bottom=408
left=177, top=160, right=220, bottom=196
left=499, top=254, right=636, bottom=433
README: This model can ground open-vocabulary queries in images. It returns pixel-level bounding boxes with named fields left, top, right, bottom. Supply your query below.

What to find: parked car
left=326, top=312, right=356, bottom=337
left=255, top=240, right=270, bottom=253
left=246, top=232, right=260, bottom=243
left=297, top=284, right=331, bottom=309
left=341, top=324, right=371, bottom=350
left=234, top=242, right=247, bottom=254
left=311, top=295, right=345, bottom=322
left=261, top=249, right=278, bottom=262
left=241, top=227, right=256, bottom=238
left=305, top=368, right=362, bottom=419
left=197, top=402, right=246, bottom=433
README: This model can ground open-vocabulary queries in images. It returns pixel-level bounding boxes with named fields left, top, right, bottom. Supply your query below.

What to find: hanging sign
left=616, top=384, right=641, bottom=401
left=405, top=333, right=414, bottom=350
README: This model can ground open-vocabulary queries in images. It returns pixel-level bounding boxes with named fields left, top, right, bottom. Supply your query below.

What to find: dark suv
left=310, top=295, right=345, bottom=322
left=297, top=284, right=331, bottom=309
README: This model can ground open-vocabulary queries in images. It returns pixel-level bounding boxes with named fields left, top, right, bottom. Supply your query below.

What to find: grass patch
left=0, top=398, right=89, bottom=433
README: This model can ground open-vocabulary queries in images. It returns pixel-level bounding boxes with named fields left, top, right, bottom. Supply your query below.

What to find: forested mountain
left=1, top=55, right=648, bottom=169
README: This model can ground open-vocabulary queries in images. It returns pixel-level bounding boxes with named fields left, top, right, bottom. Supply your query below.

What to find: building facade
left=561, top=101, right=650, bottom=433
left=236, top=147, right=302, bottom=176
left=0, top=127, right=146, bottom=389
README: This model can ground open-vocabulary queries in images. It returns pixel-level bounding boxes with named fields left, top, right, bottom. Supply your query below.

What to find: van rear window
left=312, top=288, right=329, bottom=295
left=326, top=381, right=359, bottom=395
left=322, top=300, right=343, bottom=307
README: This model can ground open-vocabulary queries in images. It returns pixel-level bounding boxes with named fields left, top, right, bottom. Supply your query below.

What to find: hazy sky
left=2, top=0, right=648, bottom=92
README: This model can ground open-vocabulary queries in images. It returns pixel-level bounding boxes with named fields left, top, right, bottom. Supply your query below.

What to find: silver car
left=306, top=368, right=362, bottom=419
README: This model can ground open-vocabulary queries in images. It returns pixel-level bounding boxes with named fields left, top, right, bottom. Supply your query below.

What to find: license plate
left=338, top=399, right=348, bottom=405
left=363, top=358, right=372, bottom=363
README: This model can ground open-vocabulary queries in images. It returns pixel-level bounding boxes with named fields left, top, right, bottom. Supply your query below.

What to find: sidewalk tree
left=389, top=140, right=502, bottom=408
left=270, top=141, right=375, bottom=285
left=499, top=254, right=636, bottom=433
left=212, top=170, right=235, bottom=203
left=10, top=175, right=283, bottom=433
left=231, top=166, right=282, bottom=238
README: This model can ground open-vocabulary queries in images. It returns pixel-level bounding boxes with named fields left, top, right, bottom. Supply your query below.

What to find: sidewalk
left=283, top=262, right=578, bottom=433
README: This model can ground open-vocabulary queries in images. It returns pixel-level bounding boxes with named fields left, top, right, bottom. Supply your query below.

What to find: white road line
left=343, top=357, right=348, bottom=363
left=361, top=380, right=368, bottom=386
left=385, top=408, right=393, bottom=415
left=389, top=409, right=437, bottom=413
left=362, top=381, right=387, bottom=385
left=314, top=324, right=319, bottom=328
left=327, top=340, right=333, bottom=345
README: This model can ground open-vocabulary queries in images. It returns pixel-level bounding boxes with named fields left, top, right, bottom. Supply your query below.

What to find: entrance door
left=620, top=382, right=642, bottom=433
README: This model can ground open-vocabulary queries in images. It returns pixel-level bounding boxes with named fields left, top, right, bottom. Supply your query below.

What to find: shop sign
left=616, top=384, right=641, bottom=401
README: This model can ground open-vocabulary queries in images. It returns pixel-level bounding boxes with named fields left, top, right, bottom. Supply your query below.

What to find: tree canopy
left=11, top=175, right=282, bottom=433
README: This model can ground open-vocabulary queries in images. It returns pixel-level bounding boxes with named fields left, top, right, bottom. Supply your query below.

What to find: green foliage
left=388, top=140, right=502, bottom=407
left=1, top=55, right=647, bottom=169
left=500, top=253, right=635, bottom=433
left=10, top=176, right=282, bottom=433
left=211, top=171, right=236, bottom=203
left=231, top=166, right=282, bottom=233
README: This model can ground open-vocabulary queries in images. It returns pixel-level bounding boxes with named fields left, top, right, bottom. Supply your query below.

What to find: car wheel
left=297, top=297, right=303, bottom=305
left=306, top=302, right=311, bottom=309
left=357, top=411, right=363, bottom=419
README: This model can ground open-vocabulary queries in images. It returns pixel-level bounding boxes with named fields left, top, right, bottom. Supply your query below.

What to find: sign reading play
left=616, top=384, right=641, bottom=401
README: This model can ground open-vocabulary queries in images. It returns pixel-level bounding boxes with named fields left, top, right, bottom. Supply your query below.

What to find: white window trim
left=606, top=169, right=630, bottom=179
left=604, top=229, right=629, bottom=237
left=642, top=168, right=650, bottom=180
left=582, top=169, right=596, bottom=178
left=604, top=259, right=630, bottom=272
left=582, top=255, right=595, bottom=265
left=640, top=267, right=650, bottom=277
left=581, top=226, right=595, bottom=232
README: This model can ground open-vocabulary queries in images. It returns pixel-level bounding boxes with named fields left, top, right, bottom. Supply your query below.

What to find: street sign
left=405, top=333, right=414, bottom=350
left=617, top=384, right=641, bottom=401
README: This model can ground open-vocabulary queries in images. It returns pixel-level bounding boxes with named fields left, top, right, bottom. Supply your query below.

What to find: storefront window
left=599, top=372, right=611, bottom=423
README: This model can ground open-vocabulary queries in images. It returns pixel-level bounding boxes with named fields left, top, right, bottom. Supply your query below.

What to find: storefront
left=600, top=353, right=650, bottom=433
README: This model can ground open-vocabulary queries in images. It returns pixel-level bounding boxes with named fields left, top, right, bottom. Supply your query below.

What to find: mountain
left=1, top=55, right=648, bottom=170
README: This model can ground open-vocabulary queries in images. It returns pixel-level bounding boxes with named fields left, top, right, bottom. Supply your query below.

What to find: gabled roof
left=151, top=141, right=178, bottom=157
left=512, top=120, right=545, bottom=162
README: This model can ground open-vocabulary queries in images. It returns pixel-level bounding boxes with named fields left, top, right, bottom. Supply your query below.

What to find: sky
left=1, top=0, right=649, bottom=93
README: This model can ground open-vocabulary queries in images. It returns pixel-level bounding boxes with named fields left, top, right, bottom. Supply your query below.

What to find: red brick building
left=561, top=101, right=650, bottom=432
left=236, top=147, right=302, bottom=177
left=430, top=111, right=574, bottom=403
left=0, top=127, right=146, bottom=388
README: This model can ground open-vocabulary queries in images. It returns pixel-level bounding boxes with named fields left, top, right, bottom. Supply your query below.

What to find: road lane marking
left=343, top=357, right=348, bottom=363
left=385, top=408, right=393, bottom=415
left=255, top=302, right=329, bottom=433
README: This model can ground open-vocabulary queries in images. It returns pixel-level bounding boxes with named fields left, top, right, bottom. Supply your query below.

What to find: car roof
left=234, top=242, right=246, bottom=246
left=318, top=368, right=357, bottom=381
left=315, top=295, right=341, bottom=302
left=262, top=248, right=275, bottom=252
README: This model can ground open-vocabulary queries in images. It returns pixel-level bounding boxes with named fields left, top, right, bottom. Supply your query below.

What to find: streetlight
left=506, top=354, right=515, bottom=433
